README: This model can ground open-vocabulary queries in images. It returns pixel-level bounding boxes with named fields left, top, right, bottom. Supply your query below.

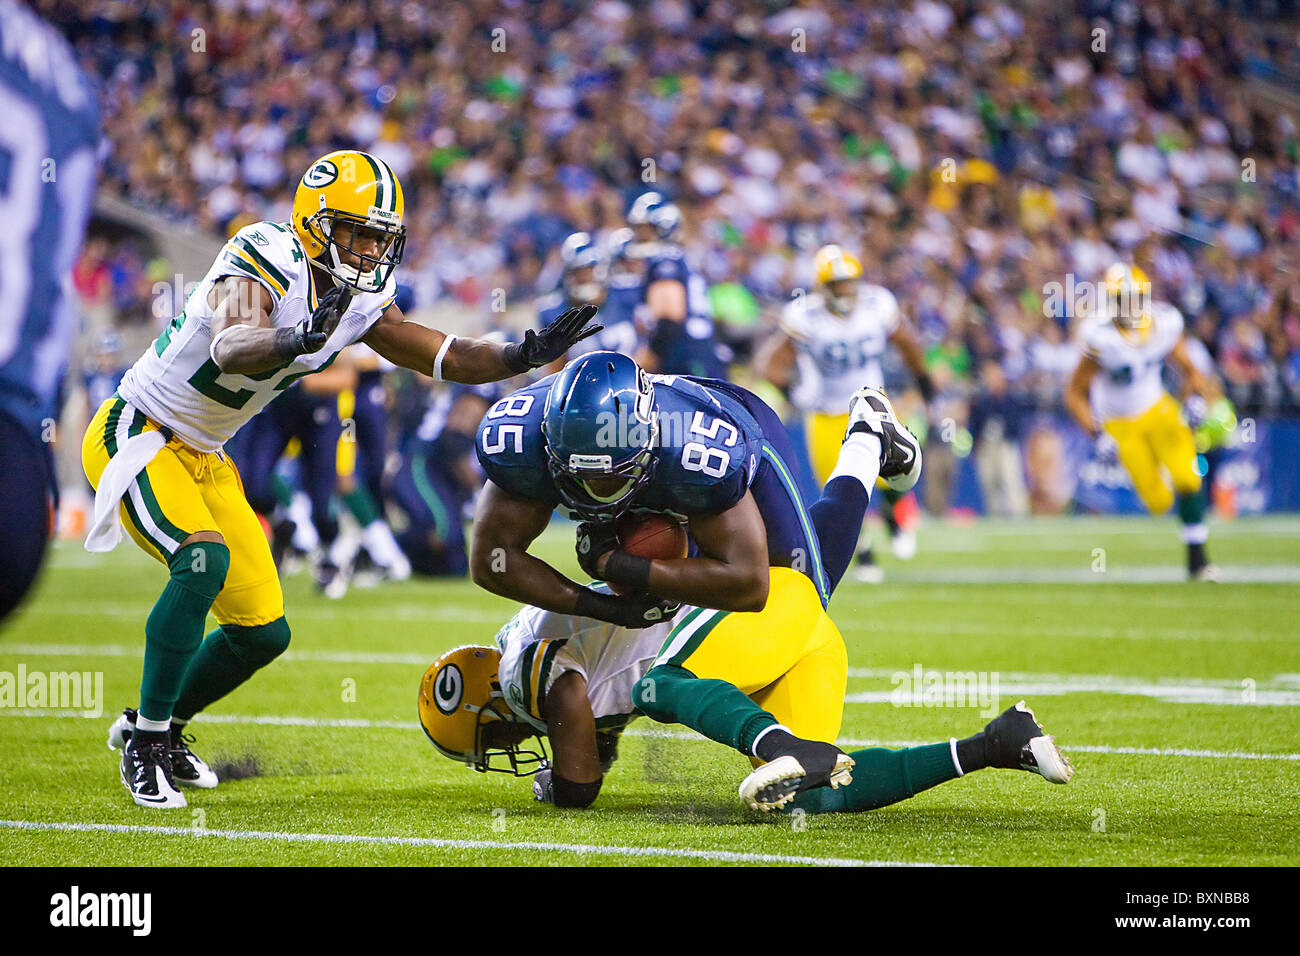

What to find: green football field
left=2, top=515, right=1298, bottom=867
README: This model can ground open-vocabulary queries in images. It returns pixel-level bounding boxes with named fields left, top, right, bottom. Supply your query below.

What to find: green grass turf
left=1, top=515, right=1297, bottom=866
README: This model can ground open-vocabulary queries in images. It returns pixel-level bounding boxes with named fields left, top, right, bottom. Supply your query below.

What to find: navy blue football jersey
left=476, top=373, right=829, bottom=604
left=537, top=281, right=642, bottom=360
left=0, top=1, right=100, bottom=437
left=642, top=247, right=727, bottom=378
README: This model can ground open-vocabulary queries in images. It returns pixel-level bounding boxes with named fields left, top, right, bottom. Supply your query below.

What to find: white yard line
left=1, top=709, right=1296, bottom=761
left=0, top=819, right=939, bottom=867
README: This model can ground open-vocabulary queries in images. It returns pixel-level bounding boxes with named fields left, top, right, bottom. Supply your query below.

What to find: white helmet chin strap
left=326, top=244, right=383, bottom=293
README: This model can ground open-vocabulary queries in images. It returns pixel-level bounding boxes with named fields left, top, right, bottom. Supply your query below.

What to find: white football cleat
left=739, top=745, right=854, bottom=812
left=845, top=387, right=922, bottom=492
left=982, top=700, right=1074, bottom=785
left=890, top=527, right=918, bottom=561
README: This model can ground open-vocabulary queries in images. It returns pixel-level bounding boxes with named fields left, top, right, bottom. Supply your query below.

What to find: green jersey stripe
left=233, top=238, right=291, bottom=292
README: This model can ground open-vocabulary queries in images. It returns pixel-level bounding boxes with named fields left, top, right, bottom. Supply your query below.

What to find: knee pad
left=167, top=541, right=231, bottom=600
left=222, top=616, right=291, bottom=669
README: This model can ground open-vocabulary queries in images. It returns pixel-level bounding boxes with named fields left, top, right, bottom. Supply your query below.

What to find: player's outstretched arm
left=363, top=302, right=601, bottom=384
left=1169, top=338, right=1219, bottom=400
left=1065, top=354, right=1101, bottom=438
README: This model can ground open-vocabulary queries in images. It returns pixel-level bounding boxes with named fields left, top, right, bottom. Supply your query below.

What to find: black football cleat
left=739, top=737, right=854, bottom=812
left=983, top=700, right=1074, bottom=784
left=845, top=386, right=922, bottom=491
left=108, top=707, right=218, bottom=788
left=120, top=732, right=186, bottom=809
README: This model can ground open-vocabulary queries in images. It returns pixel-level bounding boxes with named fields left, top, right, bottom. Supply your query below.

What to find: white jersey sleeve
left=116, top=221, right=396, bottom=452
left=495, top=599, right=673, bottom=735
left=784, top=284, right=900, bottom=414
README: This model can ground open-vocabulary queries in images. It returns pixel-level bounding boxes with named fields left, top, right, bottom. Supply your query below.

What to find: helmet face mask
left=542, top=353, right=660, bottom=521
left=306, top=209, right=405, bottom=294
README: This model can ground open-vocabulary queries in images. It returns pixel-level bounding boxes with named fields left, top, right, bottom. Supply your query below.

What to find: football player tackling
left=421, top=391, right=1072, bottom=811
left=81, top=150, right=599, bottom=808
left=1065, top=264, right=1221, bottom=580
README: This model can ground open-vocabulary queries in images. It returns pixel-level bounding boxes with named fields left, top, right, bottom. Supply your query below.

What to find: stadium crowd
left=41, top=0, right=1300, bottom=544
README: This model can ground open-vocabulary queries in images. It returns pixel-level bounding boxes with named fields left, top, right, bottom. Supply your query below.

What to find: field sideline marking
left=0, top=819, right=944, bottom=867
left=2, top=710, right=1297, bottom=761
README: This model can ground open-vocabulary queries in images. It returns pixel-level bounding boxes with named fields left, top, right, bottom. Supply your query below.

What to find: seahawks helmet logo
left=303, top=160, right=339, bottom=188
left=433, top=664, right=463, bottom=715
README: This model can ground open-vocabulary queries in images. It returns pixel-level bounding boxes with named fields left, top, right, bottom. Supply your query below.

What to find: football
left=616, top=513, right=689, bottom=561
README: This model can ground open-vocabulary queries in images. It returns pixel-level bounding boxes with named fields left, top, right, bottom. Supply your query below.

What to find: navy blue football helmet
left=541, top=351, right=659, bottom=520
left=626, top=191, right=681, bottom=253
left=559, top=231, right=608, bottom=304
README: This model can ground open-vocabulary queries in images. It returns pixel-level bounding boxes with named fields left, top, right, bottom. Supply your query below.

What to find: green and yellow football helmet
left=417, top=645, right=548, bottom=775
left=813, top=244, right=863, bottom=315
left=1103, top=263, right=1153, bottom=342
left=291, top=149, right=406, bottom=294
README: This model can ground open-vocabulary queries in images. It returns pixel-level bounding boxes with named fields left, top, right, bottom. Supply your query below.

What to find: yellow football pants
left=806, top=411, right=888, bottom=492
left=653, top=568, right=847, bottom=748
left=1104, top=392, right=1201, bottom=515
left=82, top=396, right=284, bottom=626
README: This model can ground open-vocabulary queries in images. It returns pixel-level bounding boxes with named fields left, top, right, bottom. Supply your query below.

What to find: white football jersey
left=495, top=595, right=674, bottom=736
left=117, top=220, right=396, bottom=452
left=1081, top=301, right=1183, bottom=421
left=780, top=286, right=900, bottom=414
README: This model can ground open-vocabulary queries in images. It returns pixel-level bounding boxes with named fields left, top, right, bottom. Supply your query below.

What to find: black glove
left=575, top=521, right=620, bottom=579
left=284, top=285, right=354, bottom=356
left=503, top=304, right=602, bottom=373
left=575, top=587, right=680, bottom=629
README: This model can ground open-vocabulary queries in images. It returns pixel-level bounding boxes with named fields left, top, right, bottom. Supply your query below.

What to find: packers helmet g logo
left=302, top=160, right=339, bottom=188
left=434, top=664, right=463, bottom=715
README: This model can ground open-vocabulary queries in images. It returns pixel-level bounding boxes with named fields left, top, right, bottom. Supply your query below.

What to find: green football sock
left=270, top=473, right=294, bottom=510
left=139, top=542, right=230, bottom=723
left=635, top=665, right=777, bottom=756
left=1176, top=489, right=1205, bottom=526
left=173, top=618, right=291, bottom=721
left=789, top=742, right=960, bottom=814
left=341, top=486, right=380, bottom=527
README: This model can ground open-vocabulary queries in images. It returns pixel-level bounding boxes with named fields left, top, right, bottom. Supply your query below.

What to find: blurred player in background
left=80, top=149, right=600, bottom=808
left=1066, top=263, right=1222, bottom=580
left=0, top=0, right=99, bottom=625
left=624, top=192, right=729, bottom=379
left=388, top=384, right=494, bottom=577
left=331, top=342, right=411, bottom=587
left=758, top=244, right=935, bottom=582
left=237, top=360, right=355, bottom=598
left=537, top=232, right=642, bottom=370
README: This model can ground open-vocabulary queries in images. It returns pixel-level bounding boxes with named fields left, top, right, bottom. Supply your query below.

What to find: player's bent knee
left=635, top=664, right=691, bottom=724
left=166, top=540, right=231, bottom=600
left=222, top=616, right=291, bottom=668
